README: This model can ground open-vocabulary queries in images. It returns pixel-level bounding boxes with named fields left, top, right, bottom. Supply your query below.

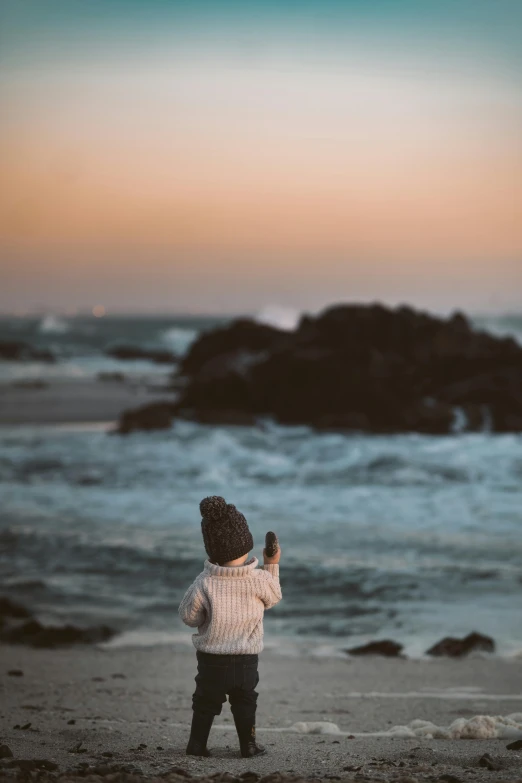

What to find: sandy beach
left=2, top=644, right=522, bottom=781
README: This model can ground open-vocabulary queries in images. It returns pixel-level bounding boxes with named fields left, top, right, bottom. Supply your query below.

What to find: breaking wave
left=160, top=326, right=199, bottom=356
left=38, top=315, right=69, bottom=334
left=255, top=306, right=301, bottom=331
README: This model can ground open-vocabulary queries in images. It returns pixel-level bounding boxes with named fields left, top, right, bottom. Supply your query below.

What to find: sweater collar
left=204, top=557, right=258, bottom=578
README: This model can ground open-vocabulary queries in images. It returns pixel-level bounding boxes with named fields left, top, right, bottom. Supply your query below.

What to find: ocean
left=1, top=311, right=521, bottom=657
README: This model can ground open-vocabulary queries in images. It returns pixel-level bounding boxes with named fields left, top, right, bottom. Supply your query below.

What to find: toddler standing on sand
left=179, top=496, right=282, bottom=758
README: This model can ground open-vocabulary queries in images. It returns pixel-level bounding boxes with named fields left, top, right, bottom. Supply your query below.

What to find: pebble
left=0, top=745, right=13, bottom=759
left=479, top=752, right=503, bottom=771
left=507, top=739, right=522, bottom=750
left=69, top=742, right=87, bottom=754
left=7, top=669, right=24, bottom=677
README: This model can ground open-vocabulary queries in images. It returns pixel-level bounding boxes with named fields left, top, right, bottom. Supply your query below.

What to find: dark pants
left=192, top=651, right=259, bottom=724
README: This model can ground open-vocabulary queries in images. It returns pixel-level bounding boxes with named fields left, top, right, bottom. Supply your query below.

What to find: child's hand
left=263, top=547, right=281, bottom=564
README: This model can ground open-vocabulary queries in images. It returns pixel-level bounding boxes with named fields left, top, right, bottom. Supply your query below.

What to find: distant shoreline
left=0, top=377, right=176, bottom=426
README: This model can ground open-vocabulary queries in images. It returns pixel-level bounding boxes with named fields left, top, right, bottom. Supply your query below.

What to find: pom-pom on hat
left=200, top=495, right=254, bottom=564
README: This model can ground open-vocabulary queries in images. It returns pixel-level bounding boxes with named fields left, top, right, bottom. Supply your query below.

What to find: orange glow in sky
left=1, top=7, right=521, bottom=313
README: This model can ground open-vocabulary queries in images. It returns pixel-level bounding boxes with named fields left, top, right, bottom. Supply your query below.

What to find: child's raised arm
left=259, top=537, right=282, bottom=608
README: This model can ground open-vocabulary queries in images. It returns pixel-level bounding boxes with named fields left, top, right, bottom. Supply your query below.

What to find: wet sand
left=1, top=644, right=522, bottom=781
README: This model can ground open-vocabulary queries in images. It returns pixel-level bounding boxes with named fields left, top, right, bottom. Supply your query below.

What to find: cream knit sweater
left=178, top=557, right=281, bottom=655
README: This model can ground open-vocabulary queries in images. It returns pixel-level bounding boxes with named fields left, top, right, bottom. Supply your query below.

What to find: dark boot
left=233, top=715, right=266, bottom=758
left=186, top=711, right=214, bottom=757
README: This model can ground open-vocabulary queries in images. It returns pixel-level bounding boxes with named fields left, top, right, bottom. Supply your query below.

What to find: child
left=178, top=495, right=282, bottom=758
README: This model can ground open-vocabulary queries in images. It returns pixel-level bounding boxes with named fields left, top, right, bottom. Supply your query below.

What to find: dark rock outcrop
left=426, top=631, right=495, bottom=657
left=180, top=319, right=287, bottom=376
left=0, top=618, right=115, bottom=647
left=0, top=595, right=115, bottom=648
left=115, top=401, right=176, bottom=434
left=0, top=596, right=32, bottom=625
left=345, top=639, right=404, bottom=657
left=0, top=340, right=55, bottom=362
left=106, top=345, right=178, bottom=364
left=171, top=304, right=522, bottom=433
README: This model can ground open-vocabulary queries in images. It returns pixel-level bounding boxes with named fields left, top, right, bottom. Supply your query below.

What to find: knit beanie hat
left=200, top=496, right=254, bottom=564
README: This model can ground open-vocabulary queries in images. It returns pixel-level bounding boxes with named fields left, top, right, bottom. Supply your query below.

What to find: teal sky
left=2, top=0, right=522, bottom=68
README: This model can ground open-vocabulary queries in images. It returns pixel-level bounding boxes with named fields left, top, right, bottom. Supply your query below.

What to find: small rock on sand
left=478, top=752, right=503, bottom=771
left=0, top=745, right=13, bottom=759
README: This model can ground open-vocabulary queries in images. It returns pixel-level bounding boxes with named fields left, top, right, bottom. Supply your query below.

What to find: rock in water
left=0, top=596, right=32, bottom=620
left=426, top=631, right=495, bottom=657
left=0, top=340, right=55, bottom=362
left=345, top=639, right=404, bottom=657
left=115, top=402, right=176, bottom=434
left=180, top=318, right=286, bottom=376
left=172, top=303, right=522, bottom=434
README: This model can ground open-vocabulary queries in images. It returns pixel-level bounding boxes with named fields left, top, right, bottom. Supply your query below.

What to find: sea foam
left=160, top=326, right=198, bottom=355
left=282, top=714, right=522, bottom=739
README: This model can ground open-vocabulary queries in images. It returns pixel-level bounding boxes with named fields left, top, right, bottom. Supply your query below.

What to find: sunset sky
left=1, top=0, right=521, bottom=314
